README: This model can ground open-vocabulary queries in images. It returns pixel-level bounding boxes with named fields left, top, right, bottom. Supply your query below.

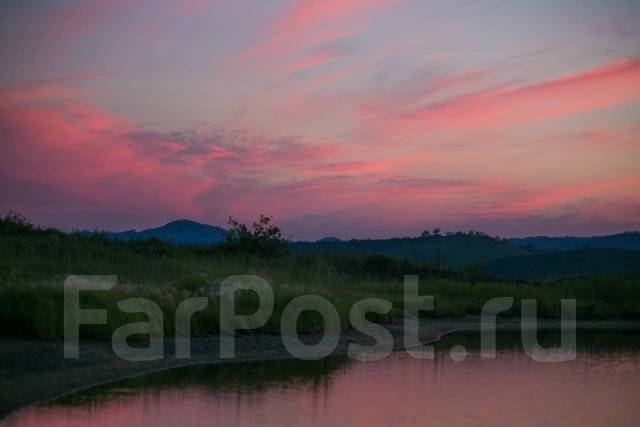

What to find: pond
left=3, top=329, right=640, bottom=427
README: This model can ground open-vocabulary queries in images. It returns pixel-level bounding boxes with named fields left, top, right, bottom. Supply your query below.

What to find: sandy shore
left=2, top=316, right=640, bottom=419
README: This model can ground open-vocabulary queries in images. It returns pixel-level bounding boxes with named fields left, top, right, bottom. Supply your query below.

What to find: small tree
left=0, top=211, right=35, bottom=235
left=221, top=215, right=288, bottom=257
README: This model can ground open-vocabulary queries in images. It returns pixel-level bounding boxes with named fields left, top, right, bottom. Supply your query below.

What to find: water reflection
left=3, top=329, right=640, bottom=427
left=435, top=327, right=640, bottom=354
left=61, top=355, right=351, bottom=405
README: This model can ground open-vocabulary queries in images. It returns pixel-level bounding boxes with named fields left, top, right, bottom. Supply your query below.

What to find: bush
left=218, top=215, right=289, bottom=257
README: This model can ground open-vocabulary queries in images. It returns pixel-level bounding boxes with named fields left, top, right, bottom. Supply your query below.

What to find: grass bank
left=1, top=216, right=640, bottom=341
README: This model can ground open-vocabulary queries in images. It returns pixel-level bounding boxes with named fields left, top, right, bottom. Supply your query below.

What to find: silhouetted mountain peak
left=317, top=236, right=342, bottom=242
left=166, top=218, right=197, bottom=225
left=159, top=219, right=215, bottom=230
left=112, top=219, right=226, bottom=245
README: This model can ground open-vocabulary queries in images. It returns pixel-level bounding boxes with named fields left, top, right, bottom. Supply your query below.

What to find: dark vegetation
left=218, top=215, right=289, bottom=257
left=2, top=212, right=640, bottom=342
left=507, top=232, right=640, bottom=251
left=94, top=218, right=640, bottom=278
left=486, top=249, right=640, bottom=281
left=289, top=232, right=531, bottom=268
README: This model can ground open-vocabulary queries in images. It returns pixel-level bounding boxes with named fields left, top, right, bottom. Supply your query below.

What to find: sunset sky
left=1, top=0, right=639, bottom=239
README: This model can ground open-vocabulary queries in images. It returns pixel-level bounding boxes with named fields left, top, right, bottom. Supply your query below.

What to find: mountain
left=110, top=219, right=227, bottom=245
left=316, top=236, right=342, bottom=242
left=290, top=234, right=532, bottom=269
left=99, top=220, right=640, bottom=277
left=506, top=232, right=640, bottom=251
left=485, top=248, right=640, bottom=280
left=105, top=222, right=530, bottom=268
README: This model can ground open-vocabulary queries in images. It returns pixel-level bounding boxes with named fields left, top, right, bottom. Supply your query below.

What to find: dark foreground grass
left=1, top=217, right=640, bottom=341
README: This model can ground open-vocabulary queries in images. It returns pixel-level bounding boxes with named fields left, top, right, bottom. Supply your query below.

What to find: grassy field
left=2, top=215, right=640, bottom=341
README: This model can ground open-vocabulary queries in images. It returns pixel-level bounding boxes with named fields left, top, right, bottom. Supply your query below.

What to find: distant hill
left=316, top=236, right=342, bottom=242
left=506, top=232, right=640, bottom=251
left=485, top=248, right=640, bottom=280
left=109, top=219, right=227, bottom=245
left=103, top=223, right=530, bottom=268
left=290, top=235, right=531, bottom=269
left=96, top=220, right=640, bottom=277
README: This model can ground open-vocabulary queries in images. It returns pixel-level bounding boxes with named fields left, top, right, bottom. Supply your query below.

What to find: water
left=3, top=329, right=640, bottom=427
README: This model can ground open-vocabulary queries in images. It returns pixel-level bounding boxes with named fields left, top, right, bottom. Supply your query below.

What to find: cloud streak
left=361, top=58, right=640, bottom=144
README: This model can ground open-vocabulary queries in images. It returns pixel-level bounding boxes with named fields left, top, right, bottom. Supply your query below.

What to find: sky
left=1, top=0, right=639, bottom=240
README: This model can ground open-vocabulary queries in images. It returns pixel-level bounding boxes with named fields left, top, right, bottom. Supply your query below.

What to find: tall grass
left=1, top=216, right=639, bottom=341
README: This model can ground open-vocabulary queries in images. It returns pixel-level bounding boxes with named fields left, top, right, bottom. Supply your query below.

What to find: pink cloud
left=501, top=175, right=640, bottom=216
left=2, top=64, right=639, bottom=237
left=265, top=0, right=394, bottom=49
left=230, top=0, right=397, bottom=67
left=405, top=58, right=640, bottom=128
left=305, top=160, right=388, bottom=174
left=356, top=58, right=640, bottom=146
left=0, top=72, right=113, bottom=105
left=1, top=89, right=209, bottom=225
left=286, top=46, right=346, bottom=72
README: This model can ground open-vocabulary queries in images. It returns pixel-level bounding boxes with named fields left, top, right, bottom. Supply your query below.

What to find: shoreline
left=2, top=317, right=640, bottom=420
